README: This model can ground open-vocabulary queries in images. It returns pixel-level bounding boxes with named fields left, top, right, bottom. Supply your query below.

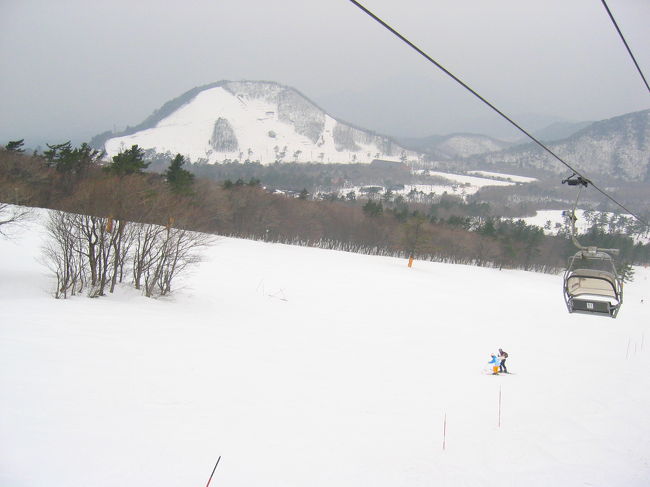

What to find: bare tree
left=110, top=219, right=135, bottom=292
left=144, top=226, right=213, bottom=297
left=403, top=214, right=427, bottom=261
left=0, top=203, right=31, bottom=238
left=43, top=211, right=84, bottom=298
left=64, top=213, right=115, bottom=297
left=43, top=210, right=214, bottom=299
left=132, top=222, right=167, bottom=290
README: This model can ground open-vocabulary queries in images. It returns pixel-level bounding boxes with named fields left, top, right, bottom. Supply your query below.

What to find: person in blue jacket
left=488, top=353, right=501, bottom=375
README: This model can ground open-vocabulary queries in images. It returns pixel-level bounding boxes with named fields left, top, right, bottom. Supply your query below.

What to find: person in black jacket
left=498, top=348, right=509, bottom=373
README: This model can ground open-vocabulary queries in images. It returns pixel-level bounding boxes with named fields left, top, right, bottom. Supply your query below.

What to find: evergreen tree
left=478, top=218, right=497, bottom=237
left=619, top=262, right=635, bottom=283
left=106, top=145, right=149, bottom=177
left=362, top=200, right=383, bottom=217
left=44, top=141, right=72, bottom=169
left=5, top=139, right=25, bottom=152
left=43, top=141, right=102, bottom=192
left=165, top=154, right=194, bottom=194
left=44, top=142, right=101, bottom=174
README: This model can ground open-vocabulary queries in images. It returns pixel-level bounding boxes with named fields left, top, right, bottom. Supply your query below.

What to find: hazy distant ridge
left=398, top=133, right=513, bottom=159
left=473, top=109, right=650, bottom=181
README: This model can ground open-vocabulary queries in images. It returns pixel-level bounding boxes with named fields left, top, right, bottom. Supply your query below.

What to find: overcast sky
left=1, top=0, right=649, bottom=146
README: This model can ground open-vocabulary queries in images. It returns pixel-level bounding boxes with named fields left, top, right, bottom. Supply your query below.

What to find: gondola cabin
left=563, top=248, right=623, bottom=318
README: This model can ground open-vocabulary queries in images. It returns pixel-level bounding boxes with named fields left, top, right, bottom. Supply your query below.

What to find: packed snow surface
left=1, top=210, right=650, bottom=487
left=467, top=170, right=538, bottom=183
left=350, top=170, right=531, bottom=201
left=521, top=209, right=588, bottom=233
left=416, top=170, right=519, bottom=188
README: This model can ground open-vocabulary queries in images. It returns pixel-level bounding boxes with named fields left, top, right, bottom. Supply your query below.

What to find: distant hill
left=471, top=109, right=650, bottom=181
left=93, top=81, right=421, bottom=165
left=530, top=120, right=593, bottom=143
left=397, top=133, right=512, bottom=159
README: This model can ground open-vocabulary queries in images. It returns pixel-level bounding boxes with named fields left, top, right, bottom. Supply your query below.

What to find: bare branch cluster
left=0, top=203, right=32, bottom=238
left=43, top=211, right=212, bottom=299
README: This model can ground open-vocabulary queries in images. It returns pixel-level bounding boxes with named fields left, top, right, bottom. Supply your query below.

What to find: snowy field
left=340, top=183, right=487, bottom=199
left=1, top=210, right=650, bottom=487
left=522, top=209, right=592, bottom=233
left=343, top=170, right=522, bottom=200
left=423, top=170, right=520, bottom=189
left=467, top=170, right=538, bottom=184
left=521, top=209, right=647, bottom=239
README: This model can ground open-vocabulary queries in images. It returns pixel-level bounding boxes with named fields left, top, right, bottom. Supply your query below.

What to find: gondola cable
left=600, top=0, right=650, bottom=94
left=347, top=0, right=649, bottom=230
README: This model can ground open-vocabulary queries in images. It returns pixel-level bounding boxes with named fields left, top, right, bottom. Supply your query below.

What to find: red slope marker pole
left=205, top=456, right=221, bottom=487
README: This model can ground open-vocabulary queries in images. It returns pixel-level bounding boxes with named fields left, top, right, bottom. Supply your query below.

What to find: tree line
left=1, top=140, right=209, bottom=298
left=2, top=139, right=649, bottom=298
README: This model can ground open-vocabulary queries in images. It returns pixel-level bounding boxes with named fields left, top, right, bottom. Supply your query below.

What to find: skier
left=488, top=353, right=501, bottom=375
left=498, top=348, right=509, bottom=374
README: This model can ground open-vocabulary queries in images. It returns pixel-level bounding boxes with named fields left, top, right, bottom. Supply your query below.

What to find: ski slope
left=1, top=210, right=649, bottom=487
left=467, top=170, right=538, bottom=183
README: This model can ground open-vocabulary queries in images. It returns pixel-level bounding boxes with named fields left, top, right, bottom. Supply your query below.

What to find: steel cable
left=347, top=0, right=649, bottom=228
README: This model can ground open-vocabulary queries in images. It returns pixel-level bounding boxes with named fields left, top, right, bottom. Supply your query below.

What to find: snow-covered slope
left=100, top=81, right=420, bottom=165
left=435, top=133, right=511, bottom=159
left=1, top=209, right=650, bottom=486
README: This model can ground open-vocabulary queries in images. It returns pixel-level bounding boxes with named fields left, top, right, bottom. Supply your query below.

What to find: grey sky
left=1, top=0, right=649, bottom=146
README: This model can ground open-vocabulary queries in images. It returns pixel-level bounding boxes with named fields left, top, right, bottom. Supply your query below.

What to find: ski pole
left=205, top=456, right=221, bottom=487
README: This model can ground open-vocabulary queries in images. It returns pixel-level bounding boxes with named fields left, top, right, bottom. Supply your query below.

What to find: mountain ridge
left=96, top=81, right=421, bottom=165
left=470, top=109, right=650, bottom=181
left=398, top=133, right=513, bottom=159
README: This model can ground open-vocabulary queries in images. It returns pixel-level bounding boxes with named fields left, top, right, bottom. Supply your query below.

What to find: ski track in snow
left=1, top=209, right=649, bottom=487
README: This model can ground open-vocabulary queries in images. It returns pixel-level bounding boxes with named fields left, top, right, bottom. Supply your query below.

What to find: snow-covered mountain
left=528, top=120, right=593, bottom=143
left=434, top=133, right=512, bottom=159
left=473, top=110, right=650, bottom=181
left=398, top=133, right=512, bottom=159
left=95, top=81, right=421, bottom=165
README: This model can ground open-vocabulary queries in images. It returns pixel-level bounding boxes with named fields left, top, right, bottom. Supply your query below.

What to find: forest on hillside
left=2, top=140, right=649, bottom=298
